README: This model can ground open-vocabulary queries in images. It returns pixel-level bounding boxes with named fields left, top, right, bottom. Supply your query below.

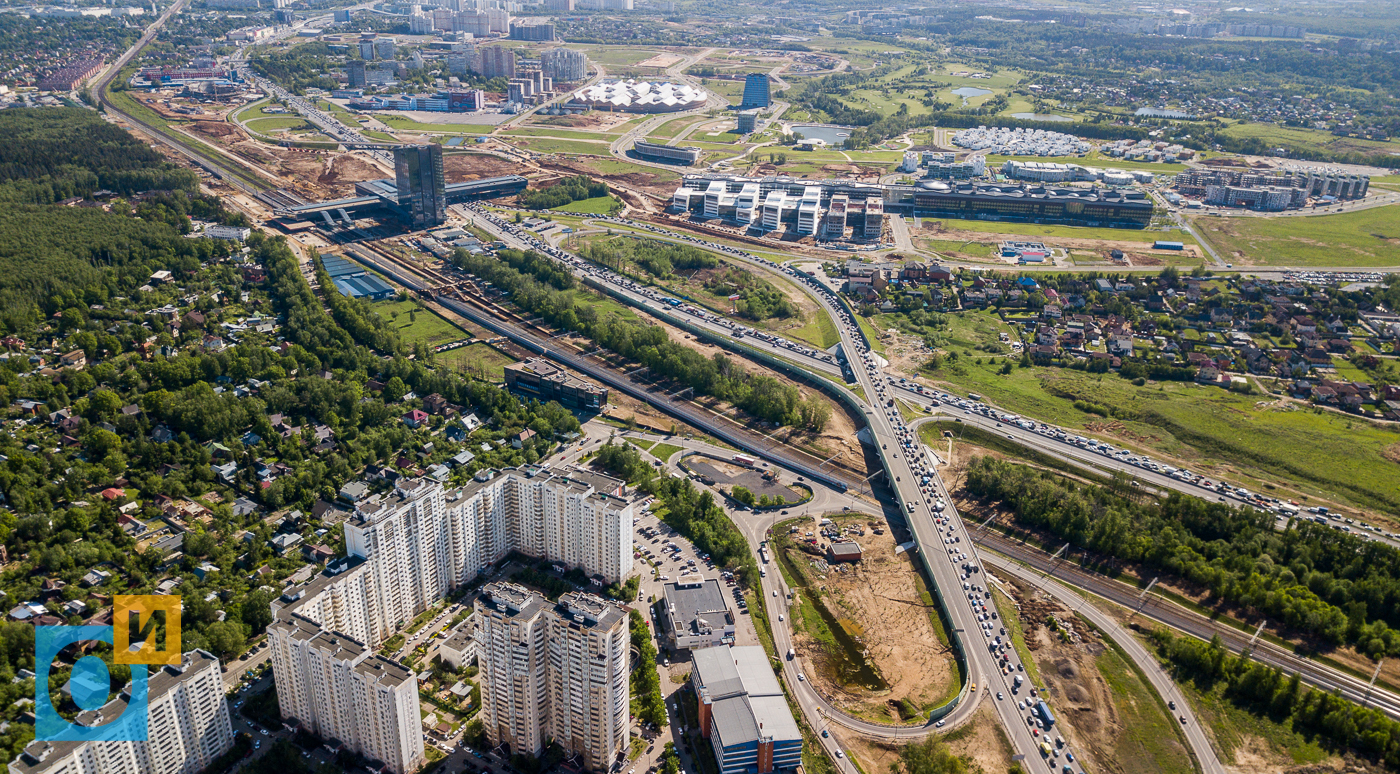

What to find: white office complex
left=268, top=616, right=424, bottom=774
left=795, top=186, right=822, bottom=235
left=10, top=651, right=234, bottom=774
left=475, top=583, right=629, bottom=771
left=540, top=47, right=587, bottom=82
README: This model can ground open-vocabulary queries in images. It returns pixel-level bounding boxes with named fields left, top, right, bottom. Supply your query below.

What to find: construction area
left=773, top=514, right=958, bottom=725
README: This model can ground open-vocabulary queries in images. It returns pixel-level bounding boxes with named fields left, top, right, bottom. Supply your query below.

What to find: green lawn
left=785, top=309, right=840, bottom=349
left=923, top=360, right=1400, bottom=512
left=437, top=342, right=515, bottom=381
left=1191, top=205, right=1400, bottom=267
left=499, top=127, right=620, bottom=141
left=377, top=115, right=491, bottom=133
left=991, top=588, right=1044, bottom=690
left=362, top=130, right=397, bottom=142
left=921, top=216, right=1198, bottom=246
left=1217, top=121, right=1398, bottom=158
left=1094, top=641, right=1195, bottom=774
left=553, top=195, right=622, bottom=215
left=502, top=137, right=612, bottom=155
left=651, top=442, right=683, bottom=461
left=245, top=117, right=313, bottom=133
left=374, top=299, right=469, bottom=348
left=1173, top=660, right=1330, bottom=766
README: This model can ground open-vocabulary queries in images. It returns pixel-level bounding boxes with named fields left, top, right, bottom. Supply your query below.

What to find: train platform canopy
left=320, top=255, right=368, bottom=278
left=332, top=273, right=396, bottom=300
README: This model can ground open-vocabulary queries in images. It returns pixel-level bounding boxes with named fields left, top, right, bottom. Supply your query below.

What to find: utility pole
left=1363, top=660, right=1385, bottom=708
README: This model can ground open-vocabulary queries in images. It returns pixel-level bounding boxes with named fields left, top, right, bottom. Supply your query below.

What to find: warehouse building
left=661, top=574, right=734, bottom=649
left=692, top=646, right=802, bottom=774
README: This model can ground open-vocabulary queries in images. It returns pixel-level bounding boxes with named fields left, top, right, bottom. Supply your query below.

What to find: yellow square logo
left=113, top=595, right=182, bottom=666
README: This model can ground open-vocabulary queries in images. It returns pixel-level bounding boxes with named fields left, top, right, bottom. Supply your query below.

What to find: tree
left=897, top=737, right=968, bottom=774
left=242, top=589, right=274, bottom=635
left=204, top=620, right=247, bottom=658
left=731, top=486, right=756, bottom=506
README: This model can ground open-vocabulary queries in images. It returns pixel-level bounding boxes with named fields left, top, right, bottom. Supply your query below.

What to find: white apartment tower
left=476, top=583, right=629, bottom=771
left=9, top=651, right=234, bottom=774
left=267, top=616, right=425, bottom=774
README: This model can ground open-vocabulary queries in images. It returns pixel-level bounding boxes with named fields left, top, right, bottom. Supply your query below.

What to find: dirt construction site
left=778, top=514, right=957, bottom=723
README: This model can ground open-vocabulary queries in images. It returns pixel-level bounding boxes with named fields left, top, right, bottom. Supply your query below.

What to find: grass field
left=923, top=360, right=1400, bottom=512
left=991, top=588, right=1044, bottom=690
left=245, top=117, right=313, bottom=133
left=651, top=442, right=683, bottom=461
left=1191, top=205, right=1400, bottom=267
left=1217, top=121, right=1399, bottom=158
left=503, top=137, right=612, bottom=156
left=1094, top=642, right=1195, bottom=774
left=362, top=130, right=397, bottom=142
left=647, top=115, right=710, bottom=141
left=919, top=216, right=1198, bottom=246
left=785, top=310, right=840, bottom=349
left=374, top=299, right=468, bottom=348
left=437, top=342, right=515, bottom=381
left=553, top=195, right=623, bottom=215
left=377, top=115, right=493, bottom=133
left=499, top=127, right=618, bottom=141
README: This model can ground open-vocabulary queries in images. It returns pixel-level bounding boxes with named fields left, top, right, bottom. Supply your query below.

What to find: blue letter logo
left=35, top=625, right=150, bottom=742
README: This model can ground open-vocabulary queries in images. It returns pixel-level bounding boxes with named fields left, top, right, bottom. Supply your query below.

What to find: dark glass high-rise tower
left=394, top=144, right=446, bottom=229
left=740, top=73, right=770, bottom=109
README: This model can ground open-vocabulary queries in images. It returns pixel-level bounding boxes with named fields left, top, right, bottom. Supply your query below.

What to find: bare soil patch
left=836, top=700, right=1012, bottom=774
left=444, top=153, right=528, bottom=182
left=784, top=514, right=956, bottom=722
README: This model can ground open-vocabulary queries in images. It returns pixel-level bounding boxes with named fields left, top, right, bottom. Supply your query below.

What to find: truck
left=759, top=548, right=769, bottom=564
left=787, top=648, right=795, bottom=660
left=1036, top=700, right=1056, bottom=729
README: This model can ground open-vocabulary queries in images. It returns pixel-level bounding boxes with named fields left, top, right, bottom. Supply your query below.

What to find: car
left=836, top=751, right=845, bottom=759
left=1168, top=700, right=1176, bottom=710
left=798, top=673, right=806, bottom=681
left=1032, top=729, right=1039, bottom=737
left=1180, top=716, right=1187, bottom=724
left=779, top=614, right=784, bottom=621
left=821, top=729, right=829, bottom=738
left=997, top=692, right=1003, bottom=700
left=259, top=729, right=268, bottom=736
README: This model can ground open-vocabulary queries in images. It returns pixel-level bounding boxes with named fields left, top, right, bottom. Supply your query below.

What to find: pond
left=951, top=86, right=993, bottom=98
left=1011, top=113, right=1074, bottom=122
left=1135, top=107, right=1194, bottom=119
left=791, top=124, right=851, bottom=147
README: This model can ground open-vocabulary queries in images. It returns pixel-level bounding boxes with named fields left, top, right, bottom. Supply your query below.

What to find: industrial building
left=321, top=254, right=397, bottom=299
left=504, top=357, right=609, bottom=410
left=572, top=80, right=708, bottom=113
left=633, top=140, right=702, bottom=166
left=692, top=646, right=802, bottom=774
left=660, top=574, right=734, bottom=649
left=739, top=73, right=770, bottom=109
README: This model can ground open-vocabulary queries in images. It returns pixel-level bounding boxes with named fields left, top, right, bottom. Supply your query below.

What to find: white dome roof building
left=572, top=79, right=709, bottom=113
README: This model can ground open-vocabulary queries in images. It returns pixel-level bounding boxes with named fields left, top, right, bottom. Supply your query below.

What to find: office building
left=795, top=186, right=821, bottom=235
left=10, top=651, right=234, bottom=774
left=503, top=357, right=609, bottom=410
left=476, top=584, right=629, bottom=770
left=510, top=19, right=554, bottom=40
left=334, top=8, right=352, bottom=22
left=394, top=144, right=447, bottom=229
left=541, top=47, right=587, bottom=82
left=660, top=574, right=734, bottom=649
left=740, top=73, right=769, bottom=108
left=267, top=617, right=424, bottom=774
left=735, top=110, right=758, bottom=134
left=477, top=45, right=516, bottom=79
left=630, top=140, right=701, bottom=166
left=347, top=59, right=367, bottom=88
left=692, top=646, right=802, bottom=774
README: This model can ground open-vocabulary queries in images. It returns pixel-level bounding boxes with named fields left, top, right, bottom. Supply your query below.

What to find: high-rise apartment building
left=476, top=584, right=629, bottom=770
left=374, top=36, right=398, bottom=59
left=393, top=144, right=446, bottom=229
left=541, top=47, right=587, bottom=82
left=9, top=651, right=234, bottom=774
left=740, top=73, right=770, bottom=108
left=347, top=59, right=367, bottom=87
left=476, top=45, right=516, bottom=79
left=268, top=616, right=425, bottom=774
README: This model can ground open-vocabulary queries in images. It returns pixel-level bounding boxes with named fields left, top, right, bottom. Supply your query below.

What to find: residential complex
left=9, top=651, right=234, bottom=774
left=267, top=617, right=425, bottom=774
left=475, top=583, right=630, bottom=770
left=692, top=646, right=802, bottom=774
left=541, top=47, right=588, bottom=82
left=503, top=357, right=610, bottom=410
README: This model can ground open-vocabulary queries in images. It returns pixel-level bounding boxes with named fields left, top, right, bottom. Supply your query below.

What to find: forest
left=964, top=456, right=1400, bottom=657
left=519, top=175, right=610, bottom=211
left=580, top=236, right=719, bottom=279
left=1154, top=631, right=1400, bottom=767
left=452, top=248, right=831, bottom=431
left=248, top=42, right=342, bottom=95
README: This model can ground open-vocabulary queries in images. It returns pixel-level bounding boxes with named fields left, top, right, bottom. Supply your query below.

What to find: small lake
left=951, top=86, right=993, bottom=98
left=1011, top=113, right=1073, bottom=122
left=1135, top=107, right=1194, bottom=119
left=791, top=124, right=851, bottom=147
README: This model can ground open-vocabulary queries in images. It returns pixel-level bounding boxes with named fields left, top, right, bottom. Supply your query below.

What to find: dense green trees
left=1155, top=631, right=1400, bottom=768
left=248, top=42, right=342, bottom=94
left=629, top=609, right=667, bottom=727
left=581, top=236, right=719, bottom=279
left=703, top=266, right=798, bottom=322
left=519, top=175, right=610, bottom=210
left=965, top=456, right=1400, bottom=656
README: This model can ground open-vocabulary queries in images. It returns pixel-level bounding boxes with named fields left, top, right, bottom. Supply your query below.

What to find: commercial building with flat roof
left=632, top=140, right=702, bottom=166
left=692, top=646, right=802, bottom=774
left=504, top=357, right=609, bottom=411
left=661, top=574, right=734, bottom=649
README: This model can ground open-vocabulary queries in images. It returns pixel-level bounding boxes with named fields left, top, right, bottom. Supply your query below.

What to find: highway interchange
left=87, top=11, right=1399, bottom=767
